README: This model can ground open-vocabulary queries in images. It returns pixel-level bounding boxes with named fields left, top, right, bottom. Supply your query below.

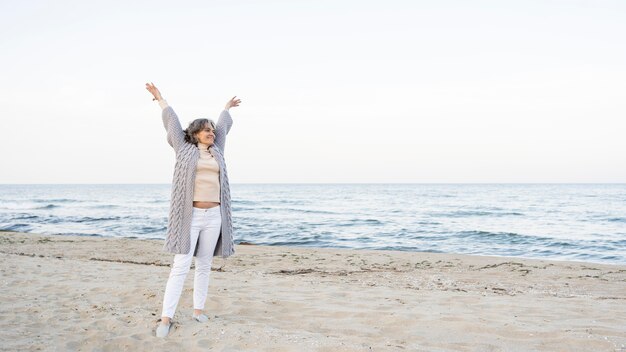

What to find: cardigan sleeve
left=160, top=101, right=186, bottom=152
left=213, top=109, right=233, bottom=152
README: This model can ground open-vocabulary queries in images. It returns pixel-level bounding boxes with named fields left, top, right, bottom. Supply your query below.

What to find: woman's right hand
left=145, top=82, right=163, bottom=101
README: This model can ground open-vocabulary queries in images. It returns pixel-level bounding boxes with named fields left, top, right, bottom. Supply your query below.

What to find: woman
left=145, top=82, right=241, bottom=338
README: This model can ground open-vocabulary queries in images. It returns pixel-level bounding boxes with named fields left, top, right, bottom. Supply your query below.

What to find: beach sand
left=0, top=231, right=624, bottom=351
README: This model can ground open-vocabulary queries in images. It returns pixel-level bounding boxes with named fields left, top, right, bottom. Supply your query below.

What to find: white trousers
left=161, top=206, right=222, bottom=318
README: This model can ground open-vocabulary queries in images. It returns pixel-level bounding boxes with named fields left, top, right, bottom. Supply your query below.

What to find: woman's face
left=195, top=124, right=216, bottom=146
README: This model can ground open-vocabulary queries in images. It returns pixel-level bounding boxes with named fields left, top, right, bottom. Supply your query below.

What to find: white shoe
left=156, top=321, right=171, bottom=338
left=193, top=313, right=209, bottom=323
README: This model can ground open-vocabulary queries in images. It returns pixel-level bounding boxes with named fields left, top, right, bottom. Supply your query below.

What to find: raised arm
left=213, top=96, right=241, bottom=152
left=213, top=109, right=233, bottom=152
left=145, top=82, right=186, bottom=152
left=160, top=101, right=186, bottom=152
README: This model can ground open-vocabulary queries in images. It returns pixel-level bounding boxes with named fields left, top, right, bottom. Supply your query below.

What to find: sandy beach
left=0, top=231, right=624, bottom=351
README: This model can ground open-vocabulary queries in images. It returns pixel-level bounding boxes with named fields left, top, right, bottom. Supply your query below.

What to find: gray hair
left=183, top=118, right=216, bottom=145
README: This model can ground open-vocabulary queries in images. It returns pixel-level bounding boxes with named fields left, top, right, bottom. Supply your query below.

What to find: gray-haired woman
left=145, top=82, right=241, bottom=338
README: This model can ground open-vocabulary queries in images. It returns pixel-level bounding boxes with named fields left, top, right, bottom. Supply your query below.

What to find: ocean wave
left=570, top=252, right=595, bottom=260
left=608, top=239, right=626, bottom=246
left=88, top=204, right=119, bottom=209
left=232, top=206, right=336, bottom=215
left=434, top=210, right=524, bottom=217
left=232, top=206, right=274, bottom=212
left=33, top=198, right=84, bottom=203
left=408, top=234, right=449, bottom=241
left=267, top=239, right=323, bottom=246
left=545, top=241, right=576, bottom=248
left=336, top=218, right=383, bottom=227
left=72, top=216, right=123, bottom=223
left=456, top=230, right=545, bottom=244
left=583, top=244, right=616, bottom=252
left=136, top=226, right=167, bottom=233
left=271, top=199, right=307, bottom=205
left=32, top=215, right=127, bottom=225
left=424, top=194, right=455, bottom=198
left=282, top=208, right=336, bottom=215
left=40, top=217, right=64, bottom=224
left=232, top=200, right=260, bottom=205
left=606, top=217, right=626, bottom=223
left=11, top=214, right=39, bottom=220
left=600, top=255, right=623, bottom=260
left=0, top=223, right=33, bottom=232
left=0, top=203, right=59, bottom=210
left=55, top=232, right=103, bottom=237
left=416, top=221, right=441, bottom=225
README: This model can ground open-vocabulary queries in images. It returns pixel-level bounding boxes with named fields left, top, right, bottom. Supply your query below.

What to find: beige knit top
left=193, top=142, right=221, bottom=202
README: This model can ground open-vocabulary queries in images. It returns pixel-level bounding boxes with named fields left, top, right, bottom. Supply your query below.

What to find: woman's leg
left=160, top=211, right=203, bottom=322
left=193, top=206, right=222, bottom=315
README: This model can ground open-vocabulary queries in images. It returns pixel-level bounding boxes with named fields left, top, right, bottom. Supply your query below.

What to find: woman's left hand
left=225, top=96, right=241, bottom=110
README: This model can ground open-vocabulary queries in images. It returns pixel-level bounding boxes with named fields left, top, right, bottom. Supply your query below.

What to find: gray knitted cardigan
left=160, top=101, right=235, bottom=259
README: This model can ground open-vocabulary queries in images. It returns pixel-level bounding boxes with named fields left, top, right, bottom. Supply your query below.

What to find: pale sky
left=1, top=0, right=624, bottom=183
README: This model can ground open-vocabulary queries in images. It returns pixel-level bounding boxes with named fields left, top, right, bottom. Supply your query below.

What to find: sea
left=0, top=184, right=625, bottom=265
